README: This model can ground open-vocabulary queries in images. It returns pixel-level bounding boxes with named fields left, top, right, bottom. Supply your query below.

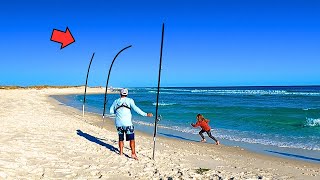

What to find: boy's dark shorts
left=116, top=125, right=135, bottom=141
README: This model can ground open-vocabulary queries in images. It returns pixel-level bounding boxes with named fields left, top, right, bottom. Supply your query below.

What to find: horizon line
left=2, top=84, right=320, bottom=89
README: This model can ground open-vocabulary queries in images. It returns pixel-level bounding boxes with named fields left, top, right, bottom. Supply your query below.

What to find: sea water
left=53, top=86, right=320, bottom=163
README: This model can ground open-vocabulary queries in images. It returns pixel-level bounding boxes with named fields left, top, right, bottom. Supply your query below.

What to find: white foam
left=187, top=127, right=319, bottom=150
left=152, top=102, right=176, bottom=106
left=216, top=133, right=320, bottom=151
left=305, top=118, right=320, bottom=127
left=190, top=89, right=287, bottom=95
left=148, top=91, right=171, bottom=94
left=146, top=88, right=320, bottom=96
left=132, top=120, right=320, bottom=151
left=189, top=89, right=320, bottom=96
left=132, top=120, right=154, bottom=126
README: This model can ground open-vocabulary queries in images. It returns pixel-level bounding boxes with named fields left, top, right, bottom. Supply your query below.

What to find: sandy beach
left=0, top=87, right=319, bottom=179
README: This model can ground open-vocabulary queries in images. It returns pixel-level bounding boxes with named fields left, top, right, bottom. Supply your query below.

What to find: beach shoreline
left=52, top=88, right=320, bottom=164
left=0, top=87, right=319, bottom=179
left=53, top=87, right=320, bottom=164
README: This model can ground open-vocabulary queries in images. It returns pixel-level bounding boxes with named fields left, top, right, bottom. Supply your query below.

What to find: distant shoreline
left=0, top=85, right=97, bottom=90
left=1, top=84, right=320, bottom=90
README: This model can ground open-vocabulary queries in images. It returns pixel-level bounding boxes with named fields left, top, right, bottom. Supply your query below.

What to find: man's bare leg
left=119, top=140, right=124, bottom=155
left=129, top=140, right=138, bottom=160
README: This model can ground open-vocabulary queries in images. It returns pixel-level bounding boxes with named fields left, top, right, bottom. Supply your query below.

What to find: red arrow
left=50, top=27, right=75, bottom=49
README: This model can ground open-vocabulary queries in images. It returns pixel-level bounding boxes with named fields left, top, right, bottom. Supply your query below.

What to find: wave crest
left=152, top=102, right=176, bottom=106
left=305, top=118, right=320, bottom=127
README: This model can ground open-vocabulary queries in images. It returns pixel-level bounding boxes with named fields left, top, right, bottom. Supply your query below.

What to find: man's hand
left=147, top=113, right=153, bottom=117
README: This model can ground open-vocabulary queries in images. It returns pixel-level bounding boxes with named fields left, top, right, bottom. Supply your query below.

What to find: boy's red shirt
left=192, top=120, right=211, bottom=131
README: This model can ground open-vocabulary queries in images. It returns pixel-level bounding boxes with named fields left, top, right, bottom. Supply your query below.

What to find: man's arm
left=129, top=99, right=147, bottom=116
left=109, top=100, right=116, bottom=114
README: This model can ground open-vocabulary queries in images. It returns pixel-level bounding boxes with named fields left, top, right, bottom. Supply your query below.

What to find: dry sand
left=0, top=87, right=319, bottom=179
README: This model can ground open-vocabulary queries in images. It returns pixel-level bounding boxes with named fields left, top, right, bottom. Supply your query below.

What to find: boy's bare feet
left=200, top=139, right=206, bottom=143
left=131, top=154, right=138, bottom=160
left=216, top=141, right=220, bottom=145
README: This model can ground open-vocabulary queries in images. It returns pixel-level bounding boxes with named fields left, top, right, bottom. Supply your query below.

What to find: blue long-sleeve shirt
left=110, top=97, right=147, bottom=127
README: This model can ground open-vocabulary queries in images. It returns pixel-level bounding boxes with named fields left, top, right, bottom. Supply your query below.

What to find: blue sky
left=0, top=0, right=320, bottom=87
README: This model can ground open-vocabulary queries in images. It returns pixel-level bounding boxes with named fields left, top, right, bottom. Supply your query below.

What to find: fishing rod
left=83, top=52, right=95, bottom=117
left=102, top=45, right=132, bottom=119
left=153, top=23, right=165, bottom=160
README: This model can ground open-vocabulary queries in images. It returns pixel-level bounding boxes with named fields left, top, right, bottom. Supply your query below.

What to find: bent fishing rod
left=153, top=23, right=165, bottom=160
left=83, top=52, right=95, bottom=117
left=102, top=45, right=132, bottom=119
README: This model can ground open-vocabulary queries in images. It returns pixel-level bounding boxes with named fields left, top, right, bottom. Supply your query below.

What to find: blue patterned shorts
left=116, top=126, right=135, bottom=141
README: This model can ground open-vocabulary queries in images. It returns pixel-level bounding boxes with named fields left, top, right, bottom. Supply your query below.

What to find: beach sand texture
left=0, top=87, right=319, bottom=179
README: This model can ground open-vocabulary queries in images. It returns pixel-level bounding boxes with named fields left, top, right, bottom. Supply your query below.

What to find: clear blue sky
left=0, top=0, right=319, bottom=87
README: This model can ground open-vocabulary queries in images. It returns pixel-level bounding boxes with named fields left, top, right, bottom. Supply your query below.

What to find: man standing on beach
left=110, top=88, right=153, bottom=160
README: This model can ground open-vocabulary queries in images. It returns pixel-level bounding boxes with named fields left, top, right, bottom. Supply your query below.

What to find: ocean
left=53, top=86, right=320, bottom=163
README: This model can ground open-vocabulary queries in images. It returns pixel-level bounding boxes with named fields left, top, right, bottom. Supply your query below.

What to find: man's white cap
left=120, top=88, right=128, bottom=96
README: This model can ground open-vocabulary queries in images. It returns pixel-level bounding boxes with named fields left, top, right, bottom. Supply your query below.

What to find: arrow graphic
left=50, top=27, right=75, bottom=49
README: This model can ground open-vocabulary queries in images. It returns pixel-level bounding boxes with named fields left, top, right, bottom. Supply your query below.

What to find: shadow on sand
left=76, top=129, right=120, bottom=154
left=265, top=150, right=320, bottom=162
left=159, top=132, right=199, bottom=143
